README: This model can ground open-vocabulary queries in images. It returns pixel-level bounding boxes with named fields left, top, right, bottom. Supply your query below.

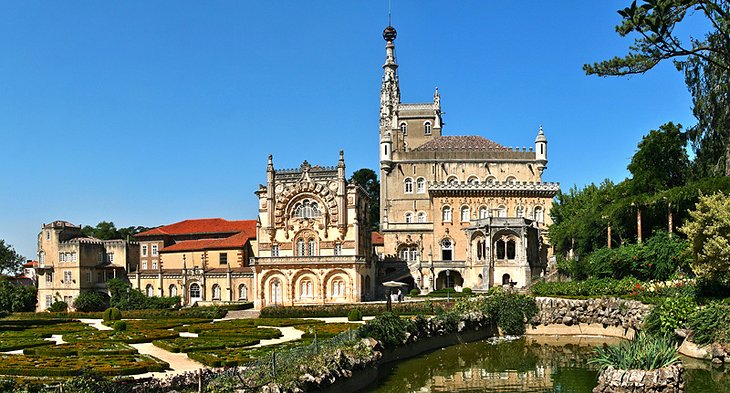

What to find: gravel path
left=130, top=342, right=205, bottom=378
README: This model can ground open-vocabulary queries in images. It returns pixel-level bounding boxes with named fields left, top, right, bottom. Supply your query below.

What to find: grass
left=590, top=332, right=679, bottom=371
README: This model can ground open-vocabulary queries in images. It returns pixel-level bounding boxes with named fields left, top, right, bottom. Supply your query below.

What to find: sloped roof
left=161, top=231, right=255, bottom=252
left=412, top=136, right=506, bottom=151
left=136, top=218, right=256, bottom=237
left=371, top=232, right=384, bottom=246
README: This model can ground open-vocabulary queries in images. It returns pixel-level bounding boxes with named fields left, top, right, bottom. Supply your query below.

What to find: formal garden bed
left=62, top=329, right=180, bottom=344
left=259, top=301, right=450, bottom=318
left=153, top=337, right=261, bottom=353
left=22, top=342, right=137, bottom=356
left=0, top=354, right=169, bottom=377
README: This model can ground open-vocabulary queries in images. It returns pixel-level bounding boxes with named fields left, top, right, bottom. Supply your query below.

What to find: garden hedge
left=0, top=354, right=168, bottom=376
left=152, top=337, right=259, bottom=353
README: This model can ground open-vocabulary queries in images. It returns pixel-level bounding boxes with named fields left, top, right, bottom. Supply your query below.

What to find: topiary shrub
left=409, top=288, right=420, bottom=296
left=462, top=287, right=472, bottom=295
left=347, top=309, right=363, bottom=321
left=48, top=301, right=68, bottom=312
left=103, top=307, right=123, bottom=322
left=113, top=321, right=127, bottom=331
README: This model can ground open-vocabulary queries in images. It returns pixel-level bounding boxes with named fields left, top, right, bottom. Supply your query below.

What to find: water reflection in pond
left=366, top=335, right=730, bottom=393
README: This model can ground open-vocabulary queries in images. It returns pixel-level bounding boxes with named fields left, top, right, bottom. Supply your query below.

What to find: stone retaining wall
left=532, top=297, right=651, bottom=331
left=592, top=364, right=684, bottom=393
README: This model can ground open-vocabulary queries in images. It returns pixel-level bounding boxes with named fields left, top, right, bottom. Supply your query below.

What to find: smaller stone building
left=133, top=219, right=257, bottom=306
left=35, top=221, right=138, bottom=311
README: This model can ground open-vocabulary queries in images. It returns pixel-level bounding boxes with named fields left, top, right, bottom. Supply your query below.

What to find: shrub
left=73, top=291, right=109, bottom=312
left=644, top=297, right=696, bottom=336
left=113, top=321, right=127, bottom=331
left=462, top=287, right=472, bottom=294
left=590, top=332, right=679, bottom=371
left=48, top=301, right=68, bottom=312
left=488, top=291, right=538, bottom=335
left=347, top=309, right=363, bottom=321
left=103, top=307, right=123, bottom=321
left=687, top=302, right=730, bottom=345
left=260, top=302, right=445, bottom=318
left=409, top=288, right=420, bottom=296
left=358, top=312, right=411, bottom=347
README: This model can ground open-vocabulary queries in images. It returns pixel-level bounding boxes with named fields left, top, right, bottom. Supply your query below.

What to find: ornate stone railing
left=252, top=255, right=368, bottom=266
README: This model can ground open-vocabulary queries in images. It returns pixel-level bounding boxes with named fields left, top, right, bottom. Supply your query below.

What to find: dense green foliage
left=47, top=301, right=68, bottom=312
left=0, top=240, right=25, bottom=275
left=0, top=280, right=36, bottom=312
left=347, top=309, right=363, bottom=321
left=349, top=168, right=379, bottom=231
left=81, top=221, right=152, bottom=241
left=107, top=278, right=180, bottom=310
left=644, top=297, right=697, bottom=336
left=260, top=301, right=447, bottom=318
left=680, top=192, right=730, bottom=285
left=590, top=332, right=679, bottom=371
left=73, top=291, right=109, bottom=312
left=102, top=307, right=122, bottom=321
left=113, top=321, right=127, bottom=331
left=687, top=302, right=730, bottom=345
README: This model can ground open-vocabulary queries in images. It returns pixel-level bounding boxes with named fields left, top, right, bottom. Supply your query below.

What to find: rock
left=562, top=316, right=573, bottom=326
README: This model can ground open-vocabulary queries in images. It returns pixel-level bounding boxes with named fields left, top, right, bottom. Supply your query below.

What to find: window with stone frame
left=534, top=206, right=544, bottom=223
left=63, top=270, right=72, bottom=284
left=442, top=206, right=452, bottom=222
left=460, top=206, right=470, bottom=222
left=417, top=211, right=426, bottom=223
left=478, top=206, right=489, bottom=219
left=334, top=243, right=342, bottom=256
left=424, top=121, right=432, bottom=135
left=405, top=212, right=413, bottom=223
left=296, top=239, right=306, bottom=256
left=416, top=177, right=426, bottom=193
left=271, top=244, right=280, bottom=257
left=219, top=252, right=228, bottom=265
left=293, top=199, right=321, bottom=219
left=404, top=178, right=414, bottom=193
left=400, top=122, right=407, bottom=135
left=441, top=239, right=453, bottom=261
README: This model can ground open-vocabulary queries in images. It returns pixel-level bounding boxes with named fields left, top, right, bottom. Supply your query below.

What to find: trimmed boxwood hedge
left=152, top=337, right=259, bottom=353
left=259, top=302, right=448, bottom=318
left=116, top=318, right=213, bottom=331
left=196, top=327, right=282, bottom=340
left=177, top=318, right=323, bottom=333
left=300, top=323, right=359, bottom=339
left=0, top=338, right=53, bottom=352
left=0, top=354, right=168, bottom=376
left=63, top=329, right=179, bottom=344
left=23, top=342, right=137, bottom=356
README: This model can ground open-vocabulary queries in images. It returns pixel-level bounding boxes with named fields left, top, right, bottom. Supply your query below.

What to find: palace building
left=377, top=25, right=559, bottom=292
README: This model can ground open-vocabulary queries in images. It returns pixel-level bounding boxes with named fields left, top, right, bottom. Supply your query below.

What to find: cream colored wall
left=136, top=275, right=254, bottom=304
left=158, top=249, right=244, bottom=270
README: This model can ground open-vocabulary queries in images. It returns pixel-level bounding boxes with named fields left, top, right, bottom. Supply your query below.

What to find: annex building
left=34, top=25, right=558, bottom=311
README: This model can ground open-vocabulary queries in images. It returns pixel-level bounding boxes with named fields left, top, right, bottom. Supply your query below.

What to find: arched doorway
left=502, top=274, right=511, bottom=286
left=189, top=283, right=202, bottom=304
left=436, top=270, right=464, bottom=290
left=270, top=278, right=283, bottom=305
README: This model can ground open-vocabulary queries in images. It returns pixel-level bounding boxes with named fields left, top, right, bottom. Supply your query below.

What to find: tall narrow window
left=151, top=244, right=158, bottom=256
left=516, top=205, right=524, bottom=218
left=219, top=253, right=228, bottom=265
left=416, top=177, right=426, bottom=193
left=404, top=212, right=413, bottom=223
left=442, top=206, right=452, bottom=222
left=334, top=243, right=342, bottom=256
left=404, top=178, right=414, bottom=193
left=307, top=238, right=316, bottom=256
left=534, top=206, right=544, bottom=223
left=417, top=212, right=426, bottom=223
left=142, top=245, right=148, bottom=257
left=497, top=205, right=507, bottom=218
left=238, top=284, right=247, bottom=300
left=169, top=284, right=177, bottom=297
left=189, top=283, right=201, bottom=299
left=271, top=245, right=280, bottom=257
left=507, top=240, right=516, bottom=260
left=212, top=284, right=221, bottom=300
left=424, top=121, right=432, bottom=135
left=63, top=271, right=72, bottom=283
left=441, top=239, right=453, bottom=261
left=146, top=284, right=154, bottom=297
left=300, top=279, right=313, bottom=298
left=461, top=206, right=470, bottom=222
left=479, top=207, right=489, bottom=219
left=296, top=239, right=306, bottom=256
left=46, top=272, right=53, bottom=283
left=400, top=122, right=407, bottom=135
left=496, top=240, right=506, bottom=259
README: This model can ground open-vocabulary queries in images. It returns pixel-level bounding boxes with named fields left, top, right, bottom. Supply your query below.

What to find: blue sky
left=1, top=1, right=705, bottom=258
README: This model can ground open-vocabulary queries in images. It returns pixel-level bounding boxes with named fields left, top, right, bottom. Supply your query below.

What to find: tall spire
left=380, top=25, right=400, bottom=131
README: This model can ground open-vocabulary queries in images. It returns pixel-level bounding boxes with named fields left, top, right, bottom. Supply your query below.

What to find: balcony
left=252, top=255, right=368, bottom=266
left=429, top=260, right=467, bottom=269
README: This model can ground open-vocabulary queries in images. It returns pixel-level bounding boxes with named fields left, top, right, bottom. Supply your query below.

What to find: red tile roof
left=136, top=218, right=256, bottom=237
left=23, top=260, right=38, bottom=268
left=161, top=231, right=254, bottom=252
left=371, top=232, right=384, bottom=246
left=412, top=136, right=506, bottom=151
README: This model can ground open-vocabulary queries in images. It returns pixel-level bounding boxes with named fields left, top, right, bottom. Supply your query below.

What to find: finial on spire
left=339, top=150, right=344, bottom=161
left=383, top=25, right=397, bottom=42
left=539, top=124, right=544, bottom=134
left=433, top=87, right=440, bottom=107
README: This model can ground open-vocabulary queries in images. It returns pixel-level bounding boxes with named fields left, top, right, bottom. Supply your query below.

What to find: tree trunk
left=726, top=132, right=730, bottom=176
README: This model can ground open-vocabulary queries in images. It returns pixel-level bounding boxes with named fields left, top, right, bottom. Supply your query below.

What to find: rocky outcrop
left=532, top=297, right=651, bottom=330
left=592, top=363, right=684, bottom=393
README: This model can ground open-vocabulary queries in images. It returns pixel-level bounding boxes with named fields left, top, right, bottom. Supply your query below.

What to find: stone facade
left=377, top=25, right=559, bottom=292
left=35, top=220, right=138, bottom=311
left=593, top=364, right=685, bottom=393
left=252, top=152, right=374, bottom=308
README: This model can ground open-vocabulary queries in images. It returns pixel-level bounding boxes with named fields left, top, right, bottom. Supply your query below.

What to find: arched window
left=189, top=283, right=201, bottom=299
left=416, top=177, right=426, bottom=193
left=300, top=279, right=313, bottom=298
left=507, top=240, right=516, bottom=260
left=478, top=206, right=489, bottom=219
left=399, top=246, right=418, bottom=262
left=424, top=121, right=432, bottom=135
left=534, top=206, right=544, bottom=223
left=496, top=239, right=506, bottom=259
left=446, top=175, right=459, bottom=184
left=404, top=212, right=413, bottom=223
left=417, top=211, right=426, bottom=223
left=442, top=206, right=452, bottom=222
left=467, top=176, right=479, bottom=184
left=296, top=239, right=306, bottom=256
left=516, top=205, right=524, bottom=218
left=212, top=284, right=221, bottom=300
left=332, top=278, right=345, bottom=297
left=169, top=284, right=177, bottom=297
left=476, top=240, right=485, bottom=260
left=441, top=239, right=453, bottom=261
left=400, top=122, right=407, bottom=135
left=486, top=176, right=497, bottom=184
left=307, top=238, right=317, bottom=256
left=460, top=206, right=470, bottom=222
left=497, top=205, right=507, bottom=218
left=505, top=176, right=517, bottom=184
left=146, top=284, right=154, bottom=297
left=404, top=178, right=414, bottom=193
left=293, top=199, right=321, bottom=219
left=238, top=284, right=248, bottom=300
left=270, top=279, right=282, bottom=304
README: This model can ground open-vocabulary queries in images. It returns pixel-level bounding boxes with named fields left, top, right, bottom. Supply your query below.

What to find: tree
left=73, top=291, right=110, bottom=312
left=82, top=222, right=151, bottom=240
left=0, top=280, right=36, bottom=312
left=584, top=0, right=730, bottom=176
left=628, top=122, right=690, bottom=193
left=0, top=240, right=25, bottom=276
left=349, top=168, right=380, bottom=231
left=680, top=192, right=730, bottom=285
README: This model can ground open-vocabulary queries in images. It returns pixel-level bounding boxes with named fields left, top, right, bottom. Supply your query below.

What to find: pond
left=365, top=335, right=730, bottom=393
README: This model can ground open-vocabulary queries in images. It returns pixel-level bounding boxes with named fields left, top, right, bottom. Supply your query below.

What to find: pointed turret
left=380, top=25, right=400, bottom=132
left=535, top=125, right=548, bottom=175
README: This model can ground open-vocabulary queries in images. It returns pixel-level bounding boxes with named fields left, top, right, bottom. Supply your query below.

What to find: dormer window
left=424, top=121, right=432, bottom=135
left=293, top=199, right=321, bottom=219
left=400, top=123, right=407, bottom=135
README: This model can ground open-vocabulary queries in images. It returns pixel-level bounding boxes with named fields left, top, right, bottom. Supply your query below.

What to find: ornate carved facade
left=377, top=25, right=559, bottom=292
